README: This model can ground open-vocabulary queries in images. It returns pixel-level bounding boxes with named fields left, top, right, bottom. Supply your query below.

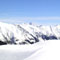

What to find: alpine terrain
left=0, top=22, right=59, bottom=45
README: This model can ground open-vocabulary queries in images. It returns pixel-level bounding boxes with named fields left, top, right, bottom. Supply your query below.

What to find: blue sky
left=0, top=0, right=60, bottom=25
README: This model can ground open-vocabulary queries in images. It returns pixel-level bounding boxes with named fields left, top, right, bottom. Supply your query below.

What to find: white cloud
left=0, top=17, right=60, bottom=24
left=18, top=17, right=60, bottom=20
left=0, top=16, right=60, bottom=21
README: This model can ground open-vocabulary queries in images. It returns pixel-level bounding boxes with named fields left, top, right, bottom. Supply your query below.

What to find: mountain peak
left=0, top=22, right=59, bottom=45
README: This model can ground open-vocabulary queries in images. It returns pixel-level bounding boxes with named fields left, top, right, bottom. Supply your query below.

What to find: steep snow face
left=0, top=22, right=60, bottom=45
left=0, top=22, right=40, bottom=45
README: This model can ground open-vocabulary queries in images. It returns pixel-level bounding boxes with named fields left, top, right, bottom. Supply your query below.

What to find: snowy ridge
left=0, top=22, right=60, bottom=45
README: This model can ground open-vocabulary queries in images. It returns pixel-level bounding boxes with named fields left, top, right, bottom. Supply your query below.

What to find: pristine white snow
left=0, top=22, right=60, bottom=60
left=0, top=40, right=60, bottom=60
left=25, top=40, right=60, bottom=60
left=0, top=22, right=60, bottom=45
left=0, top=41, right=44, bottom=60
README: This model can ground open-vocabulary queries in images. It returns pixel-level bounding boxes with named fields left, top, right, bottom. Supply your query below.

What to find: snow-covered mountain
left=0, top=22, right=60, bottom=45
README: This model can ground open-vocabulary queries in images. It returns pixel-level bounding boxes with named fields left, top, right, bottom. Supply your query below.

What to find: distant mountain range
left=0, top=22, right=60, bottom=45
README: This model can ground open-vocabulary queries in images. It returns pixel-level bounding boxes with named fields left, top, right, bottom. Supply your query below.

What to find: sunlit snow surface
left=0, top=22, right=60, bottom=60
left=0, top=22, right=60, bottom=45
left=0, top=40, right=60, bottom=60
left=0, top=41, right=44, bottom=60
left=25, top=40, right=60, bottom=60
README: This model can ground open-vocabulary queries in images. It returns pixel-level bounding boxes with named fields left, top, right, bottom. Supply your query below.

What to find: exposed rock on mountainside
left=0, top=22, right=59, bottom=45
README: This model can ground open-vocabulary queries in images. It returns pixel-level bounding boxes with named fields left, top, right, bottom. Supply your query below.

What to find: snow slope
left=25, top=40, right=60, bottom=60
left=0, top=40, right=60, bottom=60
left=0, top=41, right=44, bottom=60
left=0, top=22, right=60, bottom=45
left=0, top=22, right=60, bottom=60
